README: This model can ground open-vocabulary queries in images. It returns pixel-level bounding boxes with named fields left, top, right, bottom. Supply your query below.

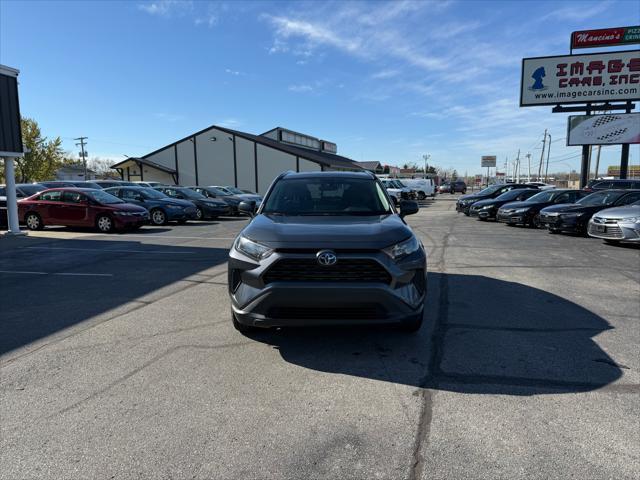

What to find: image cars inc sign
left=571, top=26, right=640, bottom=49
left=520, top=50, right=640, bottom=106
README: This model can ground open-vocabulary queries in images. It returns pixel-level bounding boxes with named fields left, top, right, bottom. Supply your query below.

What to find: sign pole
left=580, top=145, right=590, bottom=188
left=3, top=156, right=25, bottom=236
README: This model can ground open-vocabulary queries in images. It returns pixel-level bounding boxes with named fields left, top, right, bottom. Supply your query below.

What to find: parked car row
left=378, top=178, right=437, bottom=203
left=456, top=181, right=640, bottom=245
left=1, top=180, right=264, bottom=233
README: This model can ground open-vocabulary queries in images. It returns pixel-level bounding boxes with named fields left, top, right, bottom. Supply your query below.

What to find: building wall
left=298, top=158, right=322, bottom=172
left=256, top=144, right=296, bottom=194
left=176, top=140, right=197, bottom=186
left=235, top=136, right=256, bottom=192
left=141, top=168, right=174, bottom=184
left=145, top=147, right=175, bottom=171
left=261, top=129, right=279, bottom=141
left=195, top=128, right=235, bottom=187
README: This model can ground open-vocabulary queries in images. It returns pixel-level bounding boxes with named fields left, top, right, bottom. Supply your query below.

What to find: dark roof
left=110, top=157, right=176, bottom=173
left=281, top=171, right=375, bottom=179
left=137, top=124, right=362, bottom=171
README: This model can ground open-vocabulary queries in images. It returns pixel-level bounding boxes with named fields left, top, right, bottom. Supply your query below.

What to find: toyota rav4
left=228, top=171, right=426, bottom=334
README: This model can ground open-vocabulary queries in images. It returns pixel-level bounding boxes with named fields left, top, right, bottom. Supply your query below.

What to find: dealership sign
left=481, top=156, right=496, bottom=167
left=571, top=26, right=640, bottom=50
left=567, top=113, right=640, bottom=146
left=520, top=50, right=640, bottom=106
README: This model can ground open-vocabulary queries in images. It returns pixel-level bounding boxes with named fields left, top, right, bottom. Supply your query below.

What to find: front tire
left=195, top=207, right=203, bottom=220
left=530, top=214, right=541, bottom=228
left=150, top=208, right=167, bottom=226
left=604, top=239, right=621, bottom=245
left=25, top=212, right=44, bottom=230
left=417, top=191, right=426, bottom=200
left=96, top=214, right=113, bottom=233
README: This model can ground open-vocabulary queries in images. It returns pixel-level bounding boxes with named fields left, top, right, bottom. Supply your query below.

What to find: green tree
left=13, top=118, right=65, bottom=183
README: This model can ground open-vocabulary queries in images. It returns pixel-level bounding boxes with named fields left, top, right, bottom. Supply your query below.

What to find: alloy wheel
left=26, top=213, right=41, bottom=230
left=151, top=209, right=166, bottom=225
left=97, top=215, right=112, bottom=233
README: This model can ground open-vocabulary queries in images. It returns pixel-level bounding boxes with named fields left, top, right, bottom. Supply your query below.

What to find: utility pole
left=594, top=145, right=602, bottom=179
left=526, top=153, right=531, bottom=182
left=75, top=136, right=88, bottom=179
left=515, top=149, right=521, bottom=183
left=544, top=133, right=551, bottom=182
left=538, top=129, right=547, bottom=180
left=422, top=154, right=430, bottom=179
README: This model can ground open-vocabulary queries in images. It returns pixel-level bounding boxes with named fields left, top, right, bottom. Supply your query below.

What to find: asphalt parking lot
left=1, top=196, right=639, bottom=479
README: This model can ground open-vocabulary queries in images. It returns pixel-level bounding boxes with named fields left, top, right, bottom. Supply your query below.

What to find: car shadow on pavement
left=0, top=236, right=228, bottom=356
left=250, top=272, right=623, bottom=395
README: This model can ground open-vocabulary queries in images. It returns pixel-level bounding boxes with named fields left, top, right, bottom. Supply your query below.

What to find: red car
left=18, top=188, right=149, bottom=232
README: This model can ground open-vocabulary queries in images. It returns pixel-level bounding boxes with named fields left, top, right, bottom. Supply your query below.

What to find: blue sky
left=1, top=0, right=638, bottom=175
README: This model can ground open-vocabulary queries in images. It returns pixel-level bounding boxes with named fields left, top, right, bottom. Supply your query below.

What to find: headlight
left=384, top=236, right=422, bottom=260
left=514, top=208, right=530, bottom=213
left=479, top=204, right=493, bottom=210
left=561, top=212, right=582, bottom=218
left=234, top=235, right=273, bottom=261
left=621, top=216, right=640, bottom=223
left=113, top=211, right=132, bottom=216
left=166, top=204, right=183, bottom=209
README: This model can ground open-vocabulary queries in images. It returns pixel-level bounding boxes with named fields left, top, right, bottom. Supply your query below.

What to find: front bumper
left=497, top=211, right=529, bottom=224
left=456, top=202, right=472, bottom=214
left=166, top=207, right=197, bottom=221
left=113, top=212, right=149, bottom=229
left=228, top=249, right=426, bottom=327
left=202, top=204, right=231, bottom=218
left=588, top=220, right=640, bottom=242
left=540, top=214, right=582, bottom=232
left=470, top=207, right=494, bottom=219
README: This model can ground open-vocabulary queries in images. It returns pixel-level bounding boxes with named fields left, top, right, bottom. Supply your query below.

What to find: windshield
left=19, top=185, right=46, bottom=196
left=496, top=189, right=530, bottom=201
left=205, top=187, right=230, bottom=196
left=141, top=188, right=168, bottom=199
left=225, top=186, right=244, bottom=195
left=527, top=191, right=556, bottom=203
left=178, top=188, right=206, bottom=200
left=577, top=191, right=623, bottom=206
left=262, top=178, right=392, bottom=215
left=88, top=190, right=125, bottom=204
left=477, top=184, right=502, bottom=195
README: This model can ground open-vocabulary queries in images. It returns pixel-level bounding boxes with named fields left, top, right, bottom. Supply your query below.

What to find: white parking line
left=24, top=246, right=195, bottom=254
left=0, top=270, right=48, bottom=275
left=0, top=270, right=113, bottom=277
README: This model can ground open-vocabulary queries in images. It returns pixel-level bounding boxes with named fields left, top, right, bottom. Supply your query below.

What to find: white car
left=380, top=180, right=403, bottom=205
left=402, top=179, right=436, bottom=199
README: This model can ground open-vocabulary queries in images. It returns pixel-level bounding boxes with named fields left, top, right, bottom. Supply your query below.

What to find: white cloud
left=195, top=13, right=218, bottom=28
left=371, top=69, right=400, bottom=80
left=218, top=118, right=242, bottom=128
left=541, top=0, right=614, bottom=21
left=288, top=84, right=314, bottom=93
left=225, top=68, right=242, bottom=76
left=138, top=1, right=191, bottom=17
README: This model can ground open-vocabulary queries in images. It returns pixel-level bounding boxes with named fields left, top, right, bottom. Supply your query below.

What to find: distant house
left=356, top=161, right=383, bottom=173
left=56, top=164, right=96, bottom=181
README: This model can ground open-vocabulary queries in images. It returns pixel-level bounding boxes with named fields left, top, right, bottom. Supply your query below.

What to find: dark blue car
left=154, top=186, right=231, bottom=220
left=104, top=186, right=197, bottom=225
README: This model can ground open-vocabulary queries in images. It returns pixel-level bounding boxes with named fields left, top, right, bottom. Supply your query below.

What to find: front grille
left=267, top=305, right=387, bottom=320
left=264, top=258, right=391, bottom=284
left=588, top=224, right=623, bottom=239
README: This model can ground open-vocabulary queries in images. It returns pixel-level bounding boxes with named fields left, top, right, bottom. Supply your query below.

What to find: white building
left=111, top=125, right=361, bottom=194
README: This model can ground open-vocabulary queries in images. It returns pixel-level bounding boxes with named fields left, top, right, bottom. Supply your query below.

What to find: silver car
left=588, top=200, right=640, bottom=243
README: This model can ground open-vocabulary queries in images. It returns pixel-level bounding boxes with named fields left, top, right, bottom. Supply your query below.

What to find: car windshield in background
left=262, top=178, right=392, bottom=215
left=496, top=189, right=529, bottom=201
left=141, top=188, right=168, bottom=199
left=225, top=186, right=245, bottom=195
left=178, top=189, right=206, bottom=200
left=527, top=191, right=557, bottom=203
left=577, top=191, right=624, bottom=206
left=19, top=185, right=45, bottom=196
left=477, top=185, right=502, bottom=195
left=207, top=187, right=230, bottom=196
left=87, top=190, right=125, bottom=204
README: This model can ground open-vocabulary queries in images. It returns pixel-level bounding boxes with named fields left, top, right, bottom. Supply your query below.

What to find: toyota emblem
left=316, top=250, right=337, bottom=266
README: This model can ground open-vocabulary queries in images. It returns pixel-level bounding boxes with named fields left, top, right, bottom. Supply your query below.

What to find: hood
left=459, top=192, right=486, bottom=201
left=593, top=205, right=640, bottom=219
left=110, top=203, right=148, bottom=213
left=499, top=200, right=533, bottom=210
left=541, top=203, right=604, bottom=214
left=242, top=213, right=414, bottom=249
left=165, top=198, right=195, bottom=207
left=471, top=198, right=497, bottom=208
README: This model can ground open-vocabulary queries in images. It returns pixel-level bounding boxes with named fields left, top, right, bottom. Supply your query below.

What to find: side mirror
left=238, top=200, right=257, bottom=217
left=399, top=200, right=419, bottom=218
